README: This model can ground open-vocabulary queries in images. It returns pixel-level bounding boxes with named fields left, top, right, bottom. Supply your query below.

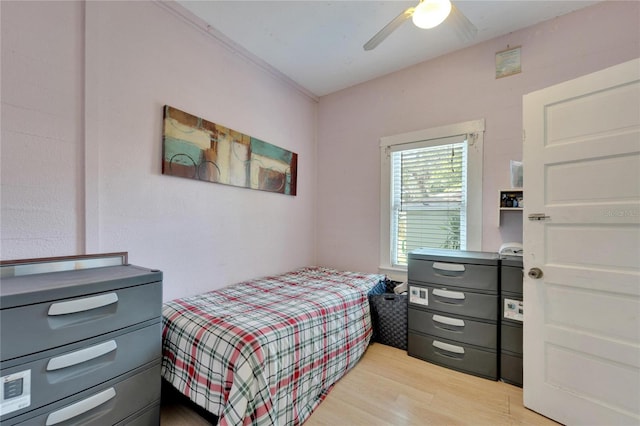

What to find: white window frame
left=379, top=119, right=484, bottom=277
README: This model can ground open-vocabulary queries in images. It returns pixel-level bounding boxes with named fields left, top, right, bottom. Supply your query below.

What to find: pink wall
left=315, top=1, right=640, bottom=277
left=1, top=1, right=84, bottom=259
left=1, top=1, right=318, bottom=301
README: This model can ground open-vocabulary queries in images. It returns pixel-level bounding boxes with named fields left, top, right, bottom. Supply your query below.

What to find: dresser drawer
left=2, top=362, right=161, bottom=426
left=501, top=322, right=523, bottom=355
left=500, top=352, right=523, bottom=387
left=0, top=282, right=161, bottom=361
left=115, top=402, right=160, bottom=426
left=409, top=284, right=499, bottom=322
left=408, top=333, right=498, bottom=380
left=501, top=264, right=523, bottom=295
left=408, top=249, right=499, bottom=293
left=408, top=308, right=497, bottom=349
left=0, top=321, right=160, bottom=422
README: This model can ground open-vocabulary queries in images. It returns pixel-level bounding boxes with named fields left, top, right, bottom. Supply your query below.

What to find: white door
left=522, top=58, right=640, bottom=425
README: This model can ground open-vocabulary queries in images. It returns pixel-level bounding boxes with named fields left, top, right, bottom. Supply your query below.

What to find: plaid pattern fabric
left=161, top=267, right=384, bottom=426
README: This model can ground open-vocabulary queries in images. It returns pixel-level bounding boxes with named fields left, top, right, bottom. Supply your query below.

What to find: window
left=379, top=120, right=484, bottom=273
left=391, top=136, right=467, bottom=265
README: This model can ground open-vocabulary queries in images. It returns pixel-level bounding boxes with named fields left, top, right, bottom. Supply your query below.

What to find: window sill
left=378, top=265, right=408, bottom=282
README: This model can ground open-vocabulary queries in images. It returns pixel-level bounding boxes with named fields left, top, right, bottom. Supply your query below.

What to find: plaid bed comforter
left=161, top=266, right=384, bottom=426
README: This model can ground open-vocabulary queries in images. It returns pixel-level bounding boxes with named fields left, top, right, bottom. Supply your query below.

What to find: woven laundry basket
left=369, top=292, right=408, bottom=350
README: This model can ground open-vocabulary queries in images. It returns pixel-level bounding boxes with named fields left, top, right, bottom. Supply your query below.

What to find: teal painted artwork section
left=286, top=172, right=292, bottom=195
left=251, top=138, right=292, bottom=164
left=164, top=137, right=203, bottom=165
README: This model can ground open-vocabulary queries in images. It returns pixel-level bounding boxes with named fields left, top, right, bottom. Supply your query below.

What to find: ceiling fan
left=363, top=0, right=477, bottom=51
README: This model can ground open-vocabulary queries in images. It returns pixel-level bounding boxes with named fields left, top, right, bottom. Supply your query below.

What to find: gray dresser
left=407, top=248, right=500, bottom=380
left=500, top=255, right=524, bottom=386
left=0, top=259, right=162, bottom=425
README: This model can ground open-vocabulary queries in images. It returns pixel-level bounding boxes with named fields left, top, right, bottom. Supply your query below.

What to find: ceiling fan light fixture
left=411, top=0, right=452, bottom=29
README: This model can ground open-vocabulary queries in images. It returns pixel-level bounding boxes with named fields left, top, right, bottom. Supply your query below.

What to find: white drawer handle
left=432, top=288, right=465, bottom=300
left=432, top=314, right=465, bottom=327
left=47, top=340, right=117, bottom=371
left=45, top=387, right=116, bottom=425
left=432, top=340, right=465, bottom=354
left=48, top=293, right=118, bottom=316
left=433, top=262, right=465, bottom=272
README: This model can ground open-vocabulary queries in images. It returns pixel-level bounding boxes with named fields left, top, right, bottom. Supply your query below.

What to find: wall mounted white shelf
left=498, top=189, right=523, bottom=226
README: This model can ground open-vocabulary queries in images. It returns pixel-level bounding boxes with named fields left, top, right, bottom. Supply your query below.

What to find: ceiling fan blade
left=448, top=3, right=477, bottom=43
left=363, top=6, right=415, bottom=51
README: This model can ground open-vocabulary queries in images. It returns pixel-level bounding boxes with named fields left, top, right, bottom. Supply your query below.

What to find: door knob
left=528, top=267, right=543, bottom=279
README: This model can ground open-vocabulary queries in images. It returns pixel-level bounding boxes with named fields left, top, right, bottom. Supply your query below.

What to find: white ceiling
left=176, top=0, right=601, bottom=97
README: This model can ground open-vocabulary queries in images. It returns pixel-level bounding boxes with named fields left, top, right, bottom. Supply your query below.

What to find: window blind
left=390, top=135, right=468, bottom=266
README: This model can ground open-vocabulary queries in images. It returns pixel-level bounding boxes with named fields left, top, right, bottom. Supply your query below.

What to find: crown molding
left=154, top=1, right=319, bottom=103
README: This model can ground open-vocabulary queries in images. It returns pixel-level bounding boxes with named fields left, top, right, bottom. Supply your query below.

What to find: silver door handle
left=528, top=267, right=544, bottom=279
left=528, top=213, right=550, bottom=221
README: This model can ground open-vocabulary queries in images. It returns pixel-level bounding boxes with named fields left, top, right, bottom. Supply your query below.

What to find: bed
left=161, top=266, right=385, bottom=425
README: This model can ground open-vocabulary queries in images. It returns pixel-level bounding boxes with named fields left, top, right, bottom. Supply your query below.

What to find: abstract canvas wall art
left=162, top=105, right=297, bottom=196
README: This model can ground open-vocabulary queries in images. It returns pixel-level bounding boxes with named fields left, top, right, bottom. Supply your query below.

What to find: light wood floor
left=160, top=343, right=559, bottom=425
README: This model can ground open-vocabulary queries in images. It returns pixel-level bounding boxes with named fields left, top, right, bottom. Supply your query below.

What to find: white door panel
left=546, top=154, right=640, bottom=203
left=546, top=325, right=640, bottom=369
left=544, top=264, right=640, bottom=295
left=545, top=285, right=639, bottom=342
left=543, top=131, right=640, bottom=164
left=545, top=82, right=640, bottom=144
left=523, top=58, right=640, bottom=425
left=546, top=224, right=639, bottom=267
left=544, top=344, right=639, bottom=414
